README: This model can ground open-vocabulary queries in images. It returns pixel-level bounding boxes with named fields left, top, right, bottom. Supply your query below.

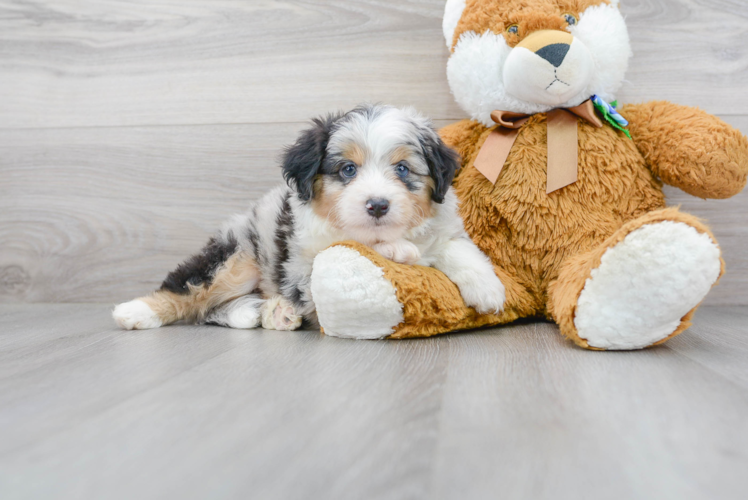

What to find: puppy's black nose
left=366, top=198, right=390, bottom=218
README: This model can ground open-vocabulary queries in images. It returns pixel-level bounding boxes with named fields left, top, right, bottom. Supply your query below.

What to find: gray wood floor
left=0, top=305, right=747, bottom=500
left=2, top=1, right=748, bottom=498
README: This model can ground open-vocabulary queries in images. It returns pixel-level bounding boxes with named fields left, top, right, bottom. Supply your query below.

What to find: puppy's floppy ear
left=421, top=130, right=461, bottom=203
left=282, top=113, right=341, bottom=202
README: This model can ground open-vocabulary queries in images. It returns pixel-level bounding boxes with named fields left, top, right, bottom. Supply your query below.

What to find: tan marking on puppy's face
left=388, top=146, right=413, bottom=166
left=390, top=146, right=435, bottom=228
left=406, top=176, right=435, bottom=229
left=311, top=175, right=344, bottom=225
left=342, top=142, right=366, bottom=167
left=453, top=0, right=611, bottom=49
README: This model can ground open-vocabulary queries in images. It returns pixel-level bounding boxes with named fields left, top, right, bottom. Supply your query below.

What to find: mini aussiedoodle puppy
left=113, top=104, right=505, bottom=332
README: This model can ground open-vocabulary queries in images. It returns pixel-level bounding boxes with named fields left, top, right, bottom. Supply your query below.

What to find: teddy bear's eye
left=506, top=24, right=519, bottom=35
left=563, top=13, right=577, bottom=26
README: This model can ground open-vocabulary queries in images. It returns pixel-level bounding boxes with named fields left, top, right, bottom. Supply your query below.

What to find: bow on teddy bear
left=310, top=0, right=748, bottom=350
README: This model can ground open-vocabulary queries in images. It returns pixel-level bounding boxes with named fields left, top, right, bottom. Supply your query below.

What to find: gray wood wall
left=1, top=0, right=747, bottom=305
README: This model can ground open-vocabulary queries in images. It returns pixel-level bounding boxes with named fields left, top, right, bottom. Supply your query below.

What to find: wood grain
left=0, top=123, right=292, bottom=303
left=0, top=0, right=456, bottom=128
left=0, top=0, right=747, bottom=129
left=1, top=0, right=747, bottom=305
left=1, top=120, right=747, bottom=305
left=0, top=304, right=746, bottom=499
left=430, top=311, right=748, bottom=500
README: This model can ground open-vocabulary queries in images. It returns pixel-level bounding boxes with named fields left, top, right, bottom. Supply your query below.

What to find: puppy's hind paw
left=261, top=295, right=303, bottom=331
left=113, top=299, right=163, bottom=330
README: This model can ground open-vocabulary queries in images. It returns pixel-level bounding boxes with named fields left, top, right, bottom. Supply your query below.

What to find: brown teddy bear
left=310, top=0, right=748, bottom=350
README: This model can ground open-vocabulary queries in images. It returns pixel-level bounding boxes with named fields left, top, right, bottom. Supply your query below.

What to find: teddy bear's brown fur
left=313, top=0, right=748, bottom=349
left=451, top=0, right=611, bottom=50
left=332, top=100, right=745, bottom=347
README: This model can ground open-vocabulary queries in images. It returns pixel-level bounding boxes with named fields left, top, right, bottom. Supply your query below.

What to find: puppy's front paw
left=113, top=299, right=162, bottom=330
left=373, top=240, right=421, bottom=265
left=459, top=272, right=506, bottom=315
left=261, top=295, right=303, bottom=331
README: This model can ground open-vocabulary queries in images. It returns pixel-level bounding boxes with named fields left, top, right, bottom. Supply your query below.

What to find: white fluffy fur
left=372, top=240, right=422, bottom=265
left=503, top=38, right=595, bottom=106
left=434, top=237, right=505, bottom=314
left=446, top=2, right=631, bottom=125
left=112, top=300, right=162, bottom=330
left=569, top=1, right=631, bottom=105
left=205, top=294, right=264, bottom=329
left=311, top=246, right=404, bottom=339
left=574, top=222, right=722, bottom=350
left=443, top=0, right=467, bottom=48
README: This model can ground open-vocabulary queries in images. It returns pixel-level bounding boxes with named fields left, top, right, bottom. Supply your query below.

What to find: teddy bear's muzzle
left=503, top=29, right=594, bottom=106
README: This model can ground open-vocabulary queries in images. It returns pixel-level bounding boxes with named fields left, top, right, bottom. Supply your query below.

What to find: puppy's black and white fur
left=113, top=104, right=505, bottom=332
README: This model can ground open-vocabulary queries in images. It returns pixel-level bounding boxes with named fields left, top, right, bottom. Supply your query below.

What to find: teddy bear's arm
left=621, top=101, right=748, bottom=199
left=311, top=241, right=530, bottom=340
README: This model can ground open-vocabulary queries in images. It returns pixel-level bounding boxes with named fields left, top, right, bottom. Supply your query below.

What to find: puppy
left=113, top=104, right=505, bottom=331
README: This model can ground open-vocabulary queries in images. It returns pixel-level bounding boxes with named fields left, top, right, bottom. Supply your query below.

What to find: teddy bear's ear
left=443, top=0, right=467, bottom=49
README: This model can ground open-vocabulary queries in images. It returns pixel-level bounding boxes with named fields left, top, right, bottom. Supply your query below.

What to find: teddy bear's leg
left=310, top=241, right=534, bottom=340
left=548, top=208, right=724, bottom=351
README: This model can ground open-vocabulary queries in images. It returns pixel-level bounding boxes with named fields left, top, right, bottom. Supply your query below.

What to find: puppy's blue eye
left=340, top=164, right=357, bottom=178
left=395, top=163, right=410, bottom=178
left=506, top=24, right=519, bottom=35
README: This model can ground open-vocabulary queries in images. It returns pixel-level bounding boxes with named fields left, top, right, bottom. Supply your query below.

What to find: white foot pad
left=113, top=299, right=162, bottom=330
left=261, top=295, right=302, bottom=331
left=311, top=246, right=404, bottom=339
left=575, top=221, right=721, bottom=350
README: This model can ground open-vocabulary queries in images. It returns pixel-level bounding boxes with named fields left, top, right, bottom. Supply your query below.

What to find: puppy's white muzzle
left=503, top=30, right=594, bottom=106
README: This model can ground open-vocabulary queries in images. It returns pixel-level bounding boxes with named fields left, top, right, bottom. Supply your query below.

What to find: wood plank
left=619, top=0, right=748, bottom=111
left=0, top=304, right=268, bottom=457
left=1, top=121, right=747, bottom=305
left=430, top=307, right=748, bottom=500
left=0, top=0, right=457, bottom=128
left=0, top=123, right=294, bottom=303
left=0, top=304, right=121, bottom=378
left=0, top=304, right=450, bottom=499
left=1, top=0, right=747, bottom=128
left=667, top=305, right=748, bottom=389
left=0, top=305, right=746, bottom=499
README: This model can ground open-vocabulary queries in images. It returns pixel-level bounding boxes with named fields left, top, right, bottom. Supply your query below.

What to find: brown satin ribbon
left=473, top=99, right=603, bottom=194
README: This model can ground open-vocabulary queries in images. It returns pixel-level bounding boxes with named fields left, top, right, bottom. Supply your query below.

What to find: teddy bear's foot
left=311, top=245, right=404, bottom=339
left=575, top=221, right=721, bottom=350
left=552, top=210, right=723, bottom=350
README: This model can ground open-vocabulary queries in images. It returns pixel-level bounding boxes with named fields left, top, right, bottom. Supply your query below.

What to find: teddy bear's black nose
left=535, top=43, right=571, bottom=67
